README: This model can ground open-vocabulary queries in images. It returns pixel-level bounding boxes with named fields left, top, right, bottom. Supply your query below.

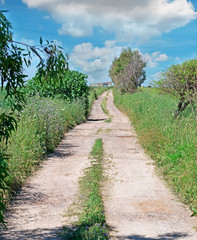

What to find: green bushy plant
left=157, top=59, right=197, bottom=116
left=26, top=70, right=89, bottom=117
left=0, top=10, right=69, bottom=225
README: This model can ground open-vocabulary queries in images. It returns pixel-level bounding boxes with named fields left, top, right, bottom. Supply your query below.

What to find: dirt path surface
left=1, top=90, right=197, bottom=240
left=102, top=91, right=197, bottom=239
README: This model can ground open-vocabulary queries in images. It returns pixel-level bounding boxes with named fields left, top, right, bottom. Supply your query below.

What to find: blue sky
left=1, top=0, right=197, bottom=86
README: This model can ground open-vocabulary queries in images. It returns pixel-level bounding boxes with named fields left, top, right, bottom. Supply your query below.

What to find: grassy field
left=113, top=88, right=197, bottom=215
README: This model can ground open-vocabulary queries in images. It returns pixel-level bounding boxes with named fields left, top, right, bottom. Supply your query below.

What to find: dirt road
left=0, top=90, right=197, bottom=239
left=102, top=91, right=197, bottom=239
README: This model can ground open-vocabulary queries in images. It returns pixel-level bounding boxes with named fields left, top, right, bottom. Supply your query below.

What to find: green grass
left=101, top=95, right=109, bottom=115
left=113, top=88, right=197, bottom=215
left=62, top=138, right=108, bottom=239
left=1, top=96, right=86, bottom=203
left=0, top=89, right=12, bottom=112
left=101, top=91, right=112, bottom=123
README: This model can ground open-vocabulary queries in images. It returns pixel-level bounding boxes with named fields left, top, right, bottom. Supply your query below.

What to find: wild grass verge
left=2, top=97, right=86, bottom=200
left=62, top=138, right=109, bottom=239
left=113, top=88, right=197, bottom=215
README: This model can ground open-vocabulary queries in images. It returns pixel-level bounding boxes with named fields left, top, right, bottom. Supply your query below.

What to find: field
left=113, top=87, right=197, bottom=215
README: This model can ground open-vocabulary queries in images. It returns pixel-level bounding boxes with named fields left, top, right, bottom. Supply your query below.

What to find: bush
left=26, top=70, right=89, bottom=117
left=157, top=59, right=197, bottom=116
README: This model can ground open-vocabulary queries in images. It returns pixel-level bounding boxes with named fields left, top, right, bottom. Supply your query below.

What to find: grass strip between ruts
left=63, top=138, right=109, bottom=239
left=101, top=92, right=112, bottom=123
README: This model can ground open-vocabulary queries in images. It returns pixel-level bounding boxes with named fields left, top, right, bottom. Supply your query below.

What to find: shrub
left=26, top=70, right=89, bottom=117
left=157, top=59, right=197, bottom=116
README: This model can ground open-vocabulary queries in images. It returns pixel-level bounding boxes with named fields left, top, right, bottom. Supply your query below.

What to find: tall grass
left=113, top=88, right=197, bottom=215
left=4, top=96, right=86, bottom=199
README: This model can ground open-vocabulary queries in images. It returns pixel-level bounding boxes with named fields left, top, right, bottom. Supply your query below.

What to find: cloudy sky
left=1, top=0, right=197, bottom=85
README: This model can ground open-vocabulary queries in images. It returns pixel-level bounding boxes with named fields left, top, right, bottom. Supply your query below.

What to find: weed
left=105, top=118, right=112, bottom=123
left=96, top=129, right=112, bottom=134
left=101, top=91, right=113, bottom=123
left=62, top=138, right=109, bottom=239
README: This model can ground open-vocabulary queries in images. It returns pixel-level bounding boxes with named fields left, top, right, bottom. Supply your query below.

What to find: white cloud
left=142, top=51, right=169, bottom=68
left=142, top=53, right=158, bottom=68
left=52, top=39, right=62, bottom=46
left=155, top=53, right=168, bottom=62
left=1, top=0, right=5, bottom=5
left=152, top=51, right=160, bottom=58
left=23, top=0, right=197, bottom=41
left=70, top=41, right=123, bottom=83
left=70, top=42, right=170, bottom=82
left=44, top=15, right=50, bottom=20
left=151, top=72, right=162, bottom=80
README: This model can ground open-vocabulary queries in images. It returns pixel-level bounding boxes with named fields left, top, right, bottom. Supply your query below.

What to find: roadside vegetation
left=0, top=86, right=105, bottom=227
left=156, top=59, right=197, bottom=117
left=2, top=97, right=85, bottom=198
left=63, top=138, right=108, bottom=239
left=0, top=11, right=107, bottom=226
left=113, top=87, right=197, bottom=215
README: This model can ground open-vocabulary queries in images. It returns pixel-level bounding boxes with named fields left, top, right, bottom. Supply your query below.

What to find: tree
left=157, top=59, right=197, bottom=116
left=109, top=48, right=146, bottom=92
left=0, top=10, right=68, bottom=226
